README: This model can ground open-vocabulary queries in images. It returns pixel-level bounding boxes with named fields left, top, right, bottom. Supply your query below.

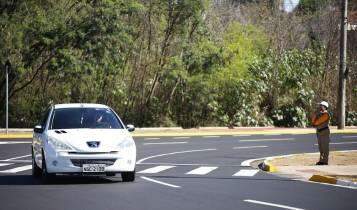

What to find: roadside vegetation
left=0, top=0, right=356, bottom=128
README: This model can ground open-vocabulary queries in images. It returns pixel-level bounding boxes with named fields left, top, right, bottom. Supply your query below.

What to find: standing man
left=311, top=101, right=331, bottom=165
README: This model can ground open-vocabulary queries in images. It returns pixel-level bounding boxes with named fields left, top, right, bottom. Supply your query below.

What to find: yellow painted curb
left=0, top=134, right=32, bottom=139
left=267, top=164, right=278, bottom=172
left=0, top=128, right=356, bottom=139
left=309, top=174, right=337, bottom=184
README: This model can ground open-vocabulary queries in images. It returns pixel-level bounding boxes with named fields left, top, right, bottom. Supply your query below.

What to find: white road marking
left=3, top=154, right=31, bottom=161
left=202, top=136, right=220, bottom=138
left=314, top=142, right=357, bottom=145
left=186, top=166, right=218, bottom=175
left=138, top=165, right=175, bottom=174
left=233, top=169, right=259, bottom=177
left=233, top=146, right=268, bottom=149
left=0, top=165, right=32, bottom=173
left=136, top=148, right=216, bottom=164
left=342, top=136, right=357, bottom=139
left=232, top=134, right=251, bottom=137
left=144, top=137, right=161, bottom=140
left=0, top=163, right=13, bottom=167
left=173, top=137, right=190, bottom=139
left=0, top=141, right=31, bottom=145
left=244, top=199, right=305, bottom=210
left=141, top=176, right=181, bottom=188
left=240, top=138, right=295, bottom=142
left=143, top=142, right=188, bottom=145
left=138, top=162, right=243, bottom=167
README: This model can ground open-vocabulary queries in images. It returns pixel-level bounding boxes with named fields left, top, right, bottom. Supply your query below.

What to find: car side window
left=40, top=108, right=51, bottom=128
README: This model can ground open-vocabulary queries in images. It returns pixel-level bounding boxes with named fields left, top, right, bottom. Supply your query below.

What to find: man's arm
left=312, top=113, right=329, bottom=126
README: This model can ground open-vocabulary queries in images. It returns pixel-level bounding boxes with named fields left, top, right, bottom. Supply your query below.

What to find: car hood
left=47, top=129, right=132, bottom=152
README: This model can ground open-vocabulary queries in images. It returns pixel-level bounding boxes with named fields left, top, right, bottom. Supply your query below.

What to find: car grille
left=70, top=159, right=116, bottom=167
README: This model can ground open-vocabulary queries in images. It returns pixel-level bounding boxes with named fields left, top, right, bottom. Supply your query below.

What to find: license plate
left=82, top=164, right=105, bottom=172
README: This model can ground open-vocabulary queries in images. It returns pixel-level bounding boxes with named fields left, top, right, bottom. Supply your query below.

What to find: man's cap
left=319, top=101, right=329, bottom=109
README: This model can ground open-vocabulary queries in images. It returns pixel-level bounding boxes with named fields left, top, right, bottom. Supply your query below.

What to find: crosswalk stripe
left=138, top=165, right=175, bottom=174
left=233, top=169, right=259, bottom=177
left=0, top=165, right=32, bottom=173
left=186, top=166, right=218, bottom=175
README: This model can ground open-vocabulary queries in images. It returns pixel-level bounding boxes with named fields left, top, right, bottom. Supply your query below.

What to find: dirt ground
left=269, top=151, right=357, bottom=166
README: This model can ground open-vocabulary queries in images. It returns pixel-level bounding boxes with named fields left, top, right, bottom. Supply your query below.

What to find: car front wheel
left=41, top=150, right=56, bottom=182
left=31, top=146, right=42, bottom=178
left=121, top=171, right=135, bottom=182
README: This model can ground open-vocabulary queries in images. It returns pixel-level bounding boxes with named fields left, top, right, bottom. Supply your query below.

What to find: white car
left=32, top=103, right=136, bottom=182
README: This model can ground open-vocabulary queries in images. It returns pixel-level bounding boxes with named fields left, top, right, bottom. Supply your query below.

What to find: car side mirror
left=34, top=125, right=44, bottom=133
left=126, top=124, right=135, bottom=132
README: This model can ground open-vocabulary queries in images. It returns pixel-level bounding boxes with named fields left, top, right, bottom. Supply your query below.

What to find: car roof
left=53, top=103, right=109, bottom=109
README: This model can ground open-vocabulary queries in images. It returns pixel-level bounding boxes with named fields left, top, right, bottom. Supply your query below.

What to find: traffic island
left=259, top=150, right=357, bottom=188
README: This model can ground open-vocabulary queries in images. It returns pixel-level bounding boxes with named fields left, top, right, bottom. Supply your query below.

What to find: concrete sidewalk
left=262, top=150, right=357, bottom=188
left=1, top=127, right=357, bottom=138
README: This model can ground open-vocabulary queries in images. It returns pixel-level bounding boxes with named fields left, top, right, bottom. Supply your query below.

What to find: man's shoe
left=316, top=162, right=323, bottom=165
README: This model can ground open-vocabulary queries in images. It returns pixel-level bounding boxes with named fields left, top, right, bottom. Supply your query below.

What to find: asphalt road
left=0, top=133, right=356, bottom=210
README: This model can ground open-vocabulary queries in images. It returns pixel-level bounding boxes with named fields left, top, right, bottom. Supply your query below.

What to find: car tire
left=31, top=146, right=42, bottom=178
left=121, top=171, right=135, bottom=182
left=41, top=150, right=56, bottom=182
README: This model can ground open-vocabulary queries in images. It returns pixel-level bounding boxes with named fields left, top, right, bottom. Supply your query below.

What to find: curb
left=309, top=174, right=357, bottom=188
left=1, top=128, right=357, bottom=139
left=257, top=152, right=357, bottom=189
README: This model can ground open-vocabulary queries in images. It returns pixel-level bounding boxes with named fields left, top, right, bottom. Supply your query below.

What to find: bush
left=346, top=111, right=357, bottom=126
left=271, top=105, right=308, bottom=127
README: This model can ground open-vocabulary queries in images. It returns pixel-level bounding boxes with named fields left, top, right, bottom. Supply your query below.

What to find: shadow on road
left=0, top=175, right=123, bottom=185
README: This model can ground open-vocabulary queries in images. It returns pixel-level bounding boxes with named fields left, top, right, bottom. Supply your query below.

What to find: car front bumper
left=45, top=150, right=136, bottom=174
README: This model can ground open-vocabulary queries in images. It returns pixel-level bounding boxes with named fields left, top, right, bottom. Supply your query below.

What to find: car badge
left=87, top=141, right=100, bottom=148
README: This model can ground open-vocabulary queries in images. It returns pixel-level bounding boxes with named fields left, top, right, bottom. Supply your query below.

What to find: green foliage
left=271, top=105, right=307, bottom=127
left=0, top=1, right=356, bottom=128
left=346, top=112, right=357, bottom=126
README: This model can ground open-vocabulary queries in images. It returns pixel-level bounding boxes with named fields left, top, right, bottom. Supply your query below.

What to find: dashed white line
left=0, top=165, right=32, bottom=173
left=240, top=138, right=295, bottom=142
left=136, top=148, right=216, bottom=164
left=143, top=142, right=187, bottom=145
left=342, top=136, right=357, bottom=139
left=173, top=137, right=191, bottom=139
left=233, top=146, right=268, bottom=149
left=141, top=176, right=181, bottom=188
left=186, top=166, right=218, bottom=175
left=144, top=137, right=161, bottom=140
left=244, top=199, right=305, bottom=210
left=0, top=141, right=31, bottom=145
left=202, top=136, right=220, bottom=138
left=233, top=169, right=259, bottom=177
left=138, top=165, right=175, bottom=174
left=315, top=142, right=357, bottom=145
left=232, top=134, right=252, bottom=137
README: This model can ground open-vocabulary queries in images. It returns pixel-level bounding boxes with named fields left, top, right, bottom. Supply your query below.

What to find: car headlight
left=118, top=138, right=135, bottom=149
left=48, top=137, right=73, bottom=151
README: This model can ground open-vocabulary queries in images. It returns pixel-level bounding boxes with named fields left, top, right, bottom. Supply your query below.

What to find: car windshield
left=51, top=108, right=124, bottom=129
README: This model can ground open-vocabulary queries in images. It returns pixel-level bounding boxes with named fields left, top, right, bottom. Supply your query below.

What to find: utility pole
left=338, top=0, right=348, bottom=130
left=4, top=61, right=10, bottom=134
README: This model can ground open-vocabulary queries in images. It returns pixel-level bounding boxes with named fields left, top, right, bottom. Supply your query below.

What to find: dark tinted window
left=51, top=108, right=123, bottom=129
